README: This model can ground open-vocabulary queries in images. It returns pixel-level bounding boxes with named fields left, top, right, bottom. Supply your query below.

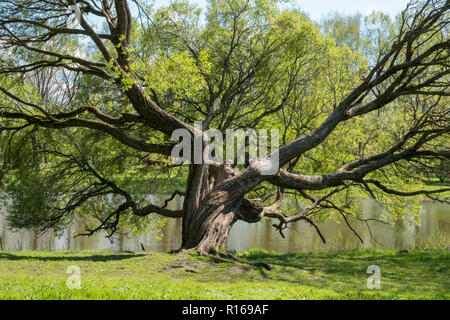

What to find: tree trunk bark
left=180, top=163, right=247, bottom=254
left=181, top=187, right=243, bottom=254
left=179, top=161, right=266, bottom=255
left=181, top=207, right=237, bottom=254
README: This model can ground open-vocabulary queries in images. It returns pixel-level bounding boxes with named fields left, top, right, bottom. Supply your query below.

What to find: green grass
left=0, top=249, right=448, bottom=300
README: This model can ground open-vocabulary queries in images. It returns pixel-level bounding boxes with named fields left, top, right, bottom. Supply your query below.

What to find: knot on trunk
left=211, top=163, right=241, bottom=184
left=238, top=198, right=264, bottom=223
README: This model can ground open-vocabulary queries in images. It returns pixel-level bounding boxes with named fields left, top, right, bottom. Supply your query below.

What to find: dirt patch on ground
left=229, top=265, right=249, bottom=273
left=164, top=258, right=212, bottom=273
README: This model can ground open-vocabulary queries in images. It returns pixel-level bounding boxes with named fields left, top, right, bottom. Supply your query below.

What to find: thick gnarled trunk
left=181, top=206, right=237, bottom=254
left=181, top=184, right=242, bottom=254
left=179, top=162, right=262, bottom=254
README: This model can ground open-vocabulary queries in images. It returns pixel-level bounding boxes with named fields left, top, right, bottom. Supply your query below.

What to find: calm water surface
left=0, top=195, right=449, bottom=252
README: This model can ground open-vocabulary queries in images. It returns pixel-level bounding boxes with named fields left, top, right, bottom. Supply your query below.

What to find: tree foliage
left=0, top=0, right=448, bottom=253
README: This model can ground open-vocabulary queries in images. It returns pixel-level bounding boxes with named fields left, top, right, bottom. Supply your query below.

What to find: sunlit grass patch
left=0, top=249, right=448, bottom=300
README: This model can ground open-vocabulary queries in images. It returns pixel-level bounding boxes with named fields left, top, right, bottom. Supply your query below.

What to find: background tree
left=0, top=0, right=448, bottom=262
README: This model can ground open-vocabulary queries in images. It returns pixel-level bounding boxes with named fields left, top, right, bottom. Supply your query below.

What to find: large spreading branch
left=215, top=0, right=449, bottom=194
left=0, top=0, right=448, bottom=246
left=0, top=108, right=174, bottom=155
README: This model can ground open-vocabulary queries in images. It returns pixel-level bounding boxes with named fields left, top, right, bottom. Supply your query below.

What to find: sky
left=288, top=0, right=410, bottom=20
left=153, top=0, right=411, bottom=20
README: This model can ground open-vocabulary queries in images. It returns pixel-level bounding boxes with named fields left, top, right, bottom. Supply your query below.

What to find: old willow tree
left=0, top=0, right=449, bottom=258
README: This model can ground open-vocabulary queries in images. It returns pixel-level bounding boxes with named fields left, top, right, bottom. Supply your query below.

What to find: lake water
left=0, top=195, right=449, bottom=252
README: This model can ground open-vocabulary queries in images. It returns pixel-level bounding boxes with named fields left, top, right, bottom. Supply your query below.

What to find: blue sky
left=153, top=0, right=410, bottom=20
left=291, top=0, right=410, bottom=19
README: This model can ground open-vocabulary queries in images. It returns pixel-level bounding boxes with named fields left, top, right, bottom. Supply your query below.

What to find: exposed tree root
left=221, top=252, right=273, bottom=271
left=169, top=248, right=196, bottom=254
left=198, top=251, right=272, bottom=271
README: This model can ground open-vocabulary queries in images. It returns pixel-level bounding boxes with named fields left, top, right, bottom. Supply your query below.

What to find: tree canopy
left=0, top=0, right=448, bottom=255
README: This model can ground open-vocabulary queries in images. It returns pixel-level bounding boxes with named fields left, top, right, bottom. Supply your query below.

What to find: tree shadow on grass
left=0, top=252, right=141, bottom=262
left=244, top=251, right=399, bottom=269
left=240, top=251, right=449, bottom=294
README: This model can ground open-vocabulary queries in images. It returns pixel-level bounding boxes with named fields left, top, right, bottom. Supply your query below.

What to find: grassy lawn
left=0, top=249, right=448, bottom=300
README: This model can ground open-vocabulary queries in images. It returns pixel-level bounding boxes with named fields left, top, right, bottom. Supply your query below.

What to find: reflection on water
left=0, top=195, right=449, bottom=252
left=229, top=201, right=450, bottom=252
